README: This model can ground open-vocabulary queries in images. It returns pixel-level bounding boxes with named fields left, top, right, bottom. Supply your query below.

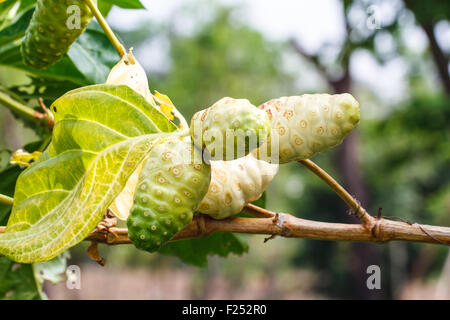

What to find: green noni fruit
left=127, top=136, right=211, bottom=252
left=255, top=93, right=360, bottom=163
left=190, top=97, right=270, bottom=161
left=21, top=0, right=95, bottom=69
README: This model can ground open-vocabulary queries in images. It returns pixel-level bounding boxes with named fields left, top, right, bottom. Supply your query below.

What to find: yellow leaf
left=154, top=90, right=175, bottom=107
left=153, top=90, right=175, bottom=120
left=10, top=149, right=42, bottom=167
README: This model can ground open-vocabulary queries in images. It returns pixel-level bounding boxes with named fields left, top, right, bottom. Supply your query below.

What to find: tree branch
left=243, top=203, right=275, bottom=218
left=1, top=206, right=449, bottom=246
left=299, top=159, right=375, bottom=229
left=83, top=210, right=450, bottom=246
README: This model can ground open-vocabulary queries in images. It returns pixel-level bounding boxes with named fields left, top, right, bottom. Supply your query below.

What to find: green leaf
left=0, top=0, right=36, bottom=32
left=0, top=163, right=22, bottom=226
left=67, top=24, right=120, bottom=84
left=101, top=0, right=145, bottom=9
left=160, top=233, right=249, bottom=268
left=97, top=1, right=113, bottom=16
left=0, top=16, right=117, bottom=86
left=0, top=257, right=41, bottom=300
left=0, top=6, right=32, bottom=46
left=0, top=252, right=68, bottom=300
left=0, top=42, right=89, bottom=86
left=0, top=84, right=178, bottom=263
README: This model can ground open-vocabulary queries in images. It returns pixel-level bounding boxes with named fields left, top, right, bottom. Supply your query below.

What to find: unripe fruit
left=255, top=93, right=360, bottom=163
left=127, top=137, right=211, bottom=252
left=21, top=0, right=95, bottom=69
left=198, top=154, right=278, bottom=219
left=190, top=97, right=270, bottom=161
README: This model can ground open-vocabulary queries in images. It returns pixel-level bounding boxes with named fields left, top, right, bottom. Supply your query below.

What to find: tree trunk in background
left=404, top=0, right=450, bottom=95
left=291, top=37, right=385, bottom=299
left=331, top=73, right=384, bottom=300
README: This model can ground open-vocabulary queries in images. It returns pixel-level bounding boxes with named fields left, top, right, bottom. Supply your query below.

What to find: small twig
left=264, top=234, right=277, bottom=243
left=84, top=0, right=125, bottom=58
left=0, top=194, right=13, bottom=206
left=299, top=159, right=376, bottom=230
left=243, top=203, right=275, bottom=218
left=0, top=91, right=47, bottom=124
left=38, top=98, right=54, bottom=129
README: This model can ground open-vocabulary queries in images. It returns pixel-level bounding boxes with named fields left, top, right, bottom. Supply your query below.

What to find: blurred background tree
left=0, top=0, right=448, bottom=299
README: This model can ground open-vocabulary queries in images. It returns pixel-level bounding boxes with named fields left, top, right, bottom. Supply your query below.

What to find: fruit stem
left=0, top=193, right=13, bottom=206
left=84, top=0, right=126, bottom=58
left=299, top=159, right=375, bottom=229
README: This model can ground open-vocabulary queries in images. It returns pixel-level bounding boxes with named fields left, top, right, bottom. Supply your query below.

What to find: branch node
left=272, top=213, right=286, bottom=228
left=106, top=232, right=116, bottom=244
left=370, top=217, right=386, bottom=243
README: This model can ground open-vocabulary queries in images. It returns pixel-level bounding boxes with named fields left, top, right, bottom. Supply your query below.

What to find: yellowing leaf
left=108, top=160, right=146, bottom=220
left=154, top=90, right=175, bottom=107
left=153, top=90, right=175, bottom=121
left=0, top=84, right=177, bottom=263
left=10, top=149, right=42, bottom=167
left=106, top=49, right=156, bottom=107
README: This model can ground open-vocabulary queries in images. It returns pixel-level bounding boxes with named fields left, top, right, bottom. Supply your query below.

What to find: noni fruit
left=21, top=0, right=95, bottom=69
left=255, top=93, right=360, bottom=163
left=198, top=154, right=278, bottom=219
left=190, top=97, right=270, bottom=161
left=127, top=136, right=211, bottom=252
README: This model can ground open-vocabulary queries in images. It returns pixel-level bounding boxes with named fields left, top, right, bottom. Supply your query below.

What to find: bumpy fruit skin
left=127, top=136, right=211, bottom=252
left=190, top=97, right=270, bottom=161
left=198, top=154, right=278, bottom=219
left=21, top=0, right=95, bottom=69
left=255, top=93, right=360, bottom=164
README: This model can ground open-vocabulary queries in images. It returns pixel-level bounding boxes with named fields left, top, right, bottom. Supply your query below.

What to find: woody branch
left=82, top=207, right=450, bottom=245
